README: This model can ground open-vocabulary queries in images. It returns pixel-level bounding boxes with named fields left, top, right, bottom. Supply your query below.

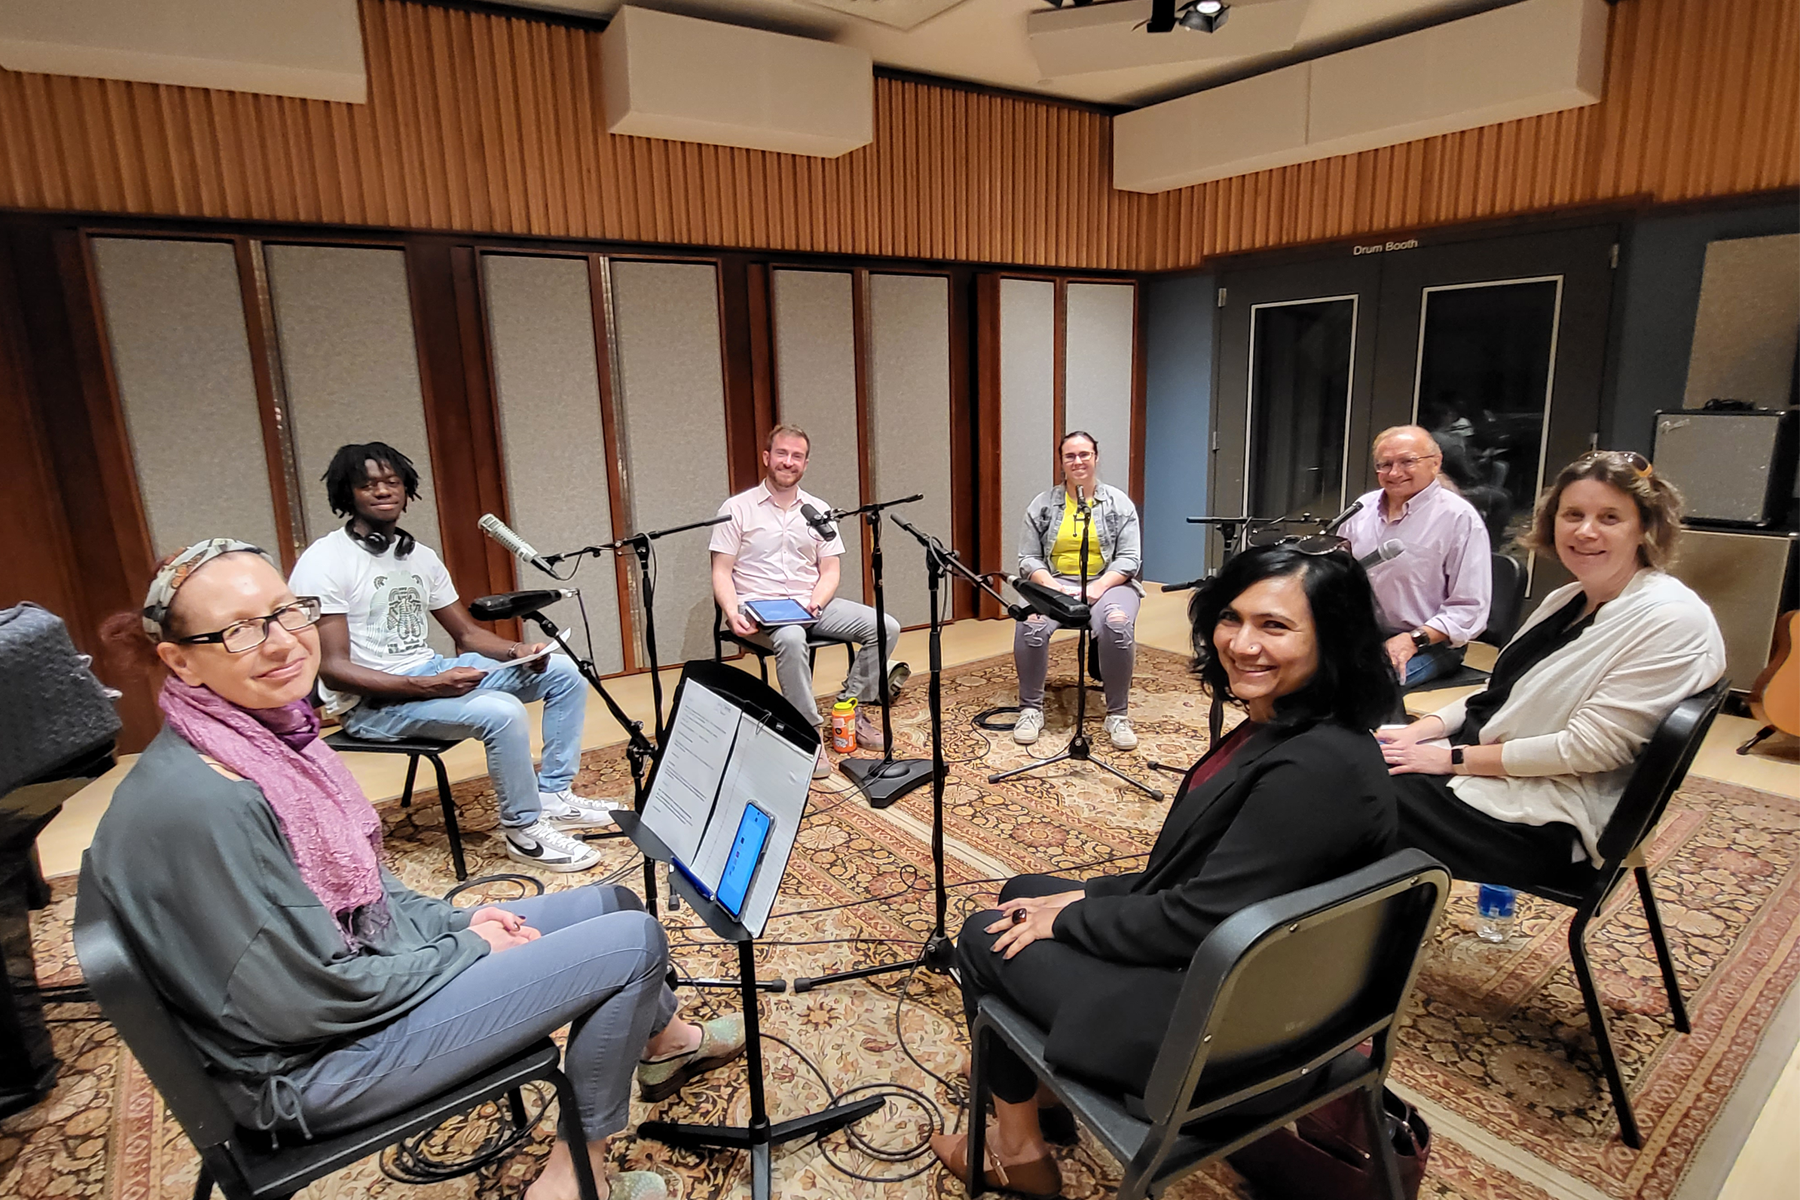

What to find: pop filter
left=468, top=588, right=577, bottom=622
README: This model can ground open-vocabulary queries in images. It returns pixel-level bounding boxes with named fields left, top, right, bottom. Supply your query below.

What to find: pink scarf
left=158, top=678, right=390, bottom=949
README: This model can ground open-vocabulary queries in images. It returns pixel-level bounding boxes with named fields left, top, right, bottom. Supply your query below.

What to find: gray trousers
left=745, top=597, right=901, bottom=728
left=1015, top=578, right=1140, bottom=717
left=284, top=885, right=678, bottom=1142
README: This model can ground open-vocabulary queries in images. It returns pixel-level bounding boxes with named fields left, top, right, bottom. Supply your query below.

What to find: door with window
left=1215, top=224, right=1618, bottom=602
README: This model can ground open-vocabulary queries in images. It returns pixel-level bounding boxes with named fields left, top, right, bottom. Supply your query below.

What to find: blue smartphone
left=714, top=803, right=773, bottom=919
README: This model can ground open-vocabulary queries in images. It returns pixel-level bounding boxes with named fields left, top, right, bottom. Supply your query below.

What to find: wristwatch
left=1409, top=629, right=1433, bottom=653
left=1450, top=747, right=1465, bottom=772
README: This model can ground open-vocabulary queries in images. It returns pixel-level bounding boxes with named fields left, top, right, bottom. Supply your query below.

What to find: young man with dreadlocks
left=289, top=443, right=616, bottom=872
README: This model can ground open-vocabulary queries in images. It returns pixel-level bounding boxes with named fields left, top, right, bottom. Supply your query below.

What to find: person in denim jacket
left=1012, top=431, right=1144, bottom=750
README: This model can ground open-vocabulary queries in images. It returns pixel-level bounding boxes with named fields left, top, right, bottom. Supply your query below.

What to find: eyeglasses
left=1374, top=454, right=1438, bottom=474
left=1577, top=449, right=1652, bottom=478
left=176, top=598, right=322, bottom=653
left=1290, top=534, right=1351, bottom=556
left=1062, top=451, right=1096, bottom=463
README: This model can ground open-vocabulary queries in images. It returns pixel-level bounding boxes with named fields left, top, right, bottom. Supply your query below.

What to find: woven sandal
left=636, top=1014, right=747, bottom=1102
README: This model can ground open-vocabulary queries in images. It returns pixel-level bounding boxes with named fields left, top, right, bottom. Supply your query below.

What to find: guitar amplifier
left=1652, top=408, right=1798, bottom=526
left=1666, top=528, right=1798, bottom=692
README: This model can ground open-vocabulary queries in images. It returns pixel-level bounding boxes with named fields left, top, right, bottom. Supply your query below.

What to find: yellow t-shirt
left=1049, top=492, right=1100, bottom=576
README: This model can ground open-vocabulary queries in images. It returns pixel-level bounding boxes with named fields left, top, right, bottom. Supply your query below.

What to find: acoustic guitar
left=1740, top=610, right=1799, bottom=754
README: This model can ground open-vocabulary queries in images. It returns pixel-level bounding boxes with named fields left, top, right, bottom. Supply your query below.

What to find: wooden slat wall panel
left=0, top=0, right=1791, bottom=270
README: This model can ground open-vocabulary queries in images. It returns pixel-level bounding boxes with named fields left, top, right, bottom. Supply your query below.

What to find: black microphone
left=479, top=514, right=556, bottom=577
left=468, top=589, right=577, bottom=622
left=1322, top=499, right=1365, bottom=534
left=799, top=503, right=837, bottom=540
left=1161, top=575, right=1207, bottom=593
left=1358, top=539, right=1406, bottom=569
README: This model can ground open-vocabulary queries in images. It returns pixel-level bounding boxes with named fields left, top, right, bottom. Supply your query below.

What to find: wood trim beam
left=947, top=266, right=976, bottom=621
left=974, top=271, right=1004, bottom=619
left=1129, top=281, right=1148, bottom=510
left=232, top=237, right=302, bottom=572
left=588, top=254, right=641, bottom=673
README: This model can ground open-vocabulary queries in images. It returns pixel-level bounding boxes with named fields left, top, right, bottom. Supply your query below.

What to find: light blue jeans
left=342, top=652, right=588, bottom=827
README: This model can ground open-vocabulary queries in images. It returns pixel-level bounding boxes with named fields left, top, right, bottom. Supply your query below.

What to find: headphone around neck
left=345, top=519, right=415, bottom=559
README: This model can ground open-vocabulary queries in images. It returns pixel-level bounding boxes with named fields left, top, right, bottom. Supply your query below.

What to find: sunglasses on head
left=1577, top=449, right=1652, bottom=478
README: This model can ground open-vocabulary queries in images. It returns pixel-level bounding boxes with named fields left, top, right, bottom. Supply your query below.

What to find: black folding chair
left=321, top=730, right=468, bottom=880
left=967, top=850, right=1451, bottom=1200
left=73, top=855, right=600, bottom=1200
left=1404, top=552, right=1528, bottom=695
left=1518, top=678, right=1730, bottom=1148
left=711, top=601, right=850, bottom=685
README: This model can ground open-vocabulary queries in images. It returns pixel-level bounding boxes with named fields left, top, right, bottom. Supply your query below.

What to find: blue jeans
left=342, top=652, right=588, bottom=827
left=1403, top=642, right=1465, bottom=687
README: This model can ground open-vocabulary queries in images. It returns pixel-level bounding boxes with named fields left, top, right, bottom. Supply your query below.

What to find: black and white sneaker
left=503, top=820, right=602, bottom=872
left=539, top=789, right=622, bottom=831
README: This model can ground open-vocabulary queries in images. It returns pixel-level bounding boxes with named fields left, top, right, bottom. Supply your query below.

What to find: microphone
left=468, top=589, right=578, bottom=622
left=1074, top=484, right=1090, bottom=513
left=1358, top=539, right=1406, bottom=570
left=799, top=503, right=838, bottom=540
left=1161, top=576, right=1206, bottom=593
left=479, top=514, right=556, bottom=578
left=1322, top=499, right=1365, bottom=534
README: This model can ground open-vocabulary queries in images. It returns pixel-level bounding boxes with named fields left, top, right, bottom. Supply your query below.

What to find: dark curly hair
left=323, top=442, right=421, bottom=519
left=1187, top=544, right=1397, bottom=731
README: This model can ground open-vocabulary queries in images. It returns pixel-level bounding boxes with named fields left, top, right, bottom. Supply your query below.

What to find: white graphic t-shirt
left=288, top=528, right=458, bottom=715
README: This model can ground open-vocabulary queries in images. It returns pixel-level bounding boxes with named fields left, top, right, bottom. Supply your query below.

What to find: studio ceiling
left=491, top=0, right=1481, bottom=107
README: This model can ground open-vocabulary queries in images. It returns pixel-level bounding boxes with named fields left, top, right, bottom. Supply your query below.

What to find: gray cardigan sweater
left=88, top=727, right=487, bottom=1092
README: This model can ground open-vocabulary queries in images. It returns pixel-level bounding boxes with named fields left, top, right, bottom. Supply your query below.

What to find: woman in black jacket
left=931, top=542, right=1401, bottom=1196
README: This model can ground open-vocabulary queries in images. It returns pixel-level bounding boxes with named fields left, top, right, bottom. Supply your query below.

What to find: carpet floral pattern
left=6, top=644, right=1795, bottom=1200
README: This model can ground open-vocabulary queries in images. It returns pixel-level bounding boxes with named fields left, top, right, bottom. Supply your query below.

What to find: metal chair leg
left=1365, top=1084, right=1405, bottom=1200
left=1635, top=865, right=1691, bottom=1034
left=505, top=1086, right=528, bottom=1127
left=551, top=1068, right=603, bottom=1200
left=967, top=1025, right=993, bottom=1198
left=428, top=754, right=467, bottom=882
left=191, top=1166, right=214, bottom=1200
left=399, top=753, right=420, bottom=809
left=1567, top=905, right=1643, bottom=1148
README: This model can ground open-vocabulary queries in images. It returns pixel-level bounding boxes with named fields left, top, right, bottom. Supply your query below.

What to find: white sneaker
left=1013, top=708, right=1045, bottom=745
left=1104, top=714, right=1139, bottom=751
left=503, top=820, right=602, bottom=872
left=539, top=789, right=622, bottom=830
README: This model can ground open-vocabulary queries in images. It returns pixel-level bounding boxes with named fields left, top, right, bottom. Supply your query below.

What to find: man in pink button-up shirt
left=710, top=424, right=900, bottom=775
left=1341, top=425, right=1492, bottom=687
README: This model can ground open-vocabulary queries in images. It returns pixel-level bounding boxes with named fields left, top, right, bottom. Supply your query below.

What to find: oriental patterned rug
left=8, top=645, right=1798, bottom=1200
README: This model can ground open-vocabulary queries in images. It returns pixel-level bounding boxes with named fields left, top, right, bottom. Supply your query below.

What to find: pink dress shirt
left=709, top=482, right=845, bottom=604
left=1340, top=479, right=1492, bottom=645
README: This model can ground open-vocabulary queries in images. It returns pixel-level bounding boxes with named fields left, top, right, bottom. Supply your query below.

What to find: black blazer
left=1043, top=719, right=1397, bottom=1096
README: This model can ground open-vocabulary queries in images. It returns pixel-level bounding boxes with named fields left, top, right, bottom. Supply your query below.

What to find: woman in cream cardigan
left=1380, top=450, right=1725, bottom=890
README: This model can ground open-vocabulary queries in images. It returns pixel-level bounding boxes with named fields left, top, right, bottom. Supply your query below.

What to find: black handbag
left=1227, top=1085, right=1430, bottom=1200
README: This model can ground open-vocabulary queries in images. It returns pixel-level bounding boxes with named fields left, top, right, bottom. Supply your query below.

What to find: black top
left=1459, top=591, right=1596, bottom=746
left=1043, top=720, right=1398, bottom=1095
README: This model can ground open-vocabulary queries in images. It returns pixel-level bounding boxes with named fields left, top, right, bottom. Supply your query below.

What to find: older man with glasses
left=1340, top=425, right=1492, bottom=687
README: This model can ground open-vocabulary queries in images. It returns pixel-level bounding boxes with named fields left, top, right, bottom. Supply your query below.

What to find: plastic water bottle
left=831, top=697, right=858, bottom=754
left=1476, top=884, right=1517, bottom=943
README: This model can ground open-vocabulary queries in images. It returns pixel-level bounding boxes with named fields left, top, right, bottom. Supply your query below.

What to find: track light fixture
left=1177, top=0, right=1229, bottom=32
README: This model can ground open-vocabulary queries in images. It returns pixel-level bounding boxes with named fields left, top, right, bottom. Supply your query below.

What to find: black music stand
left=618, top=661, right=884, bottom=1197
left=987, top=496, right=1162, bottom=800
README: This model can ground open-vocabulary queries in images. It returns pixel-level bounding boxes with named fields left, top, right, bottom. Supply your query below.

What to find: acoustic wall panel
left=1684, top=233, right=1800, bottom=409
left=91, top=237, right=280, bottom=557
left=771, top=269, right=863, bottom=604
left=1063, top=282, right=1137, bottom=498
left=867, top=273, right=953, bottom=628
left=608, top=260, right=732, bottom=663
left=263, top=243, right=451, bottom=652
left=482, top=253, right=625, bottom=676
left=1000, top=278, right=1058, bottom=574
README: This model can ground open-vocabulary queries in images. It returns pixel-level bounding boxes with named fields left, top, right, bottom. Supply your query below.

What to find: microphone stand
left=539, top=514, right=728, bottom=930
left=820, top=495, right=933, bottom=809
left=988, top=492, right=1163, bottom=801
left=544, top=513, right=730, bottom=744
left=795, top=516, right=1025, bottom=990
